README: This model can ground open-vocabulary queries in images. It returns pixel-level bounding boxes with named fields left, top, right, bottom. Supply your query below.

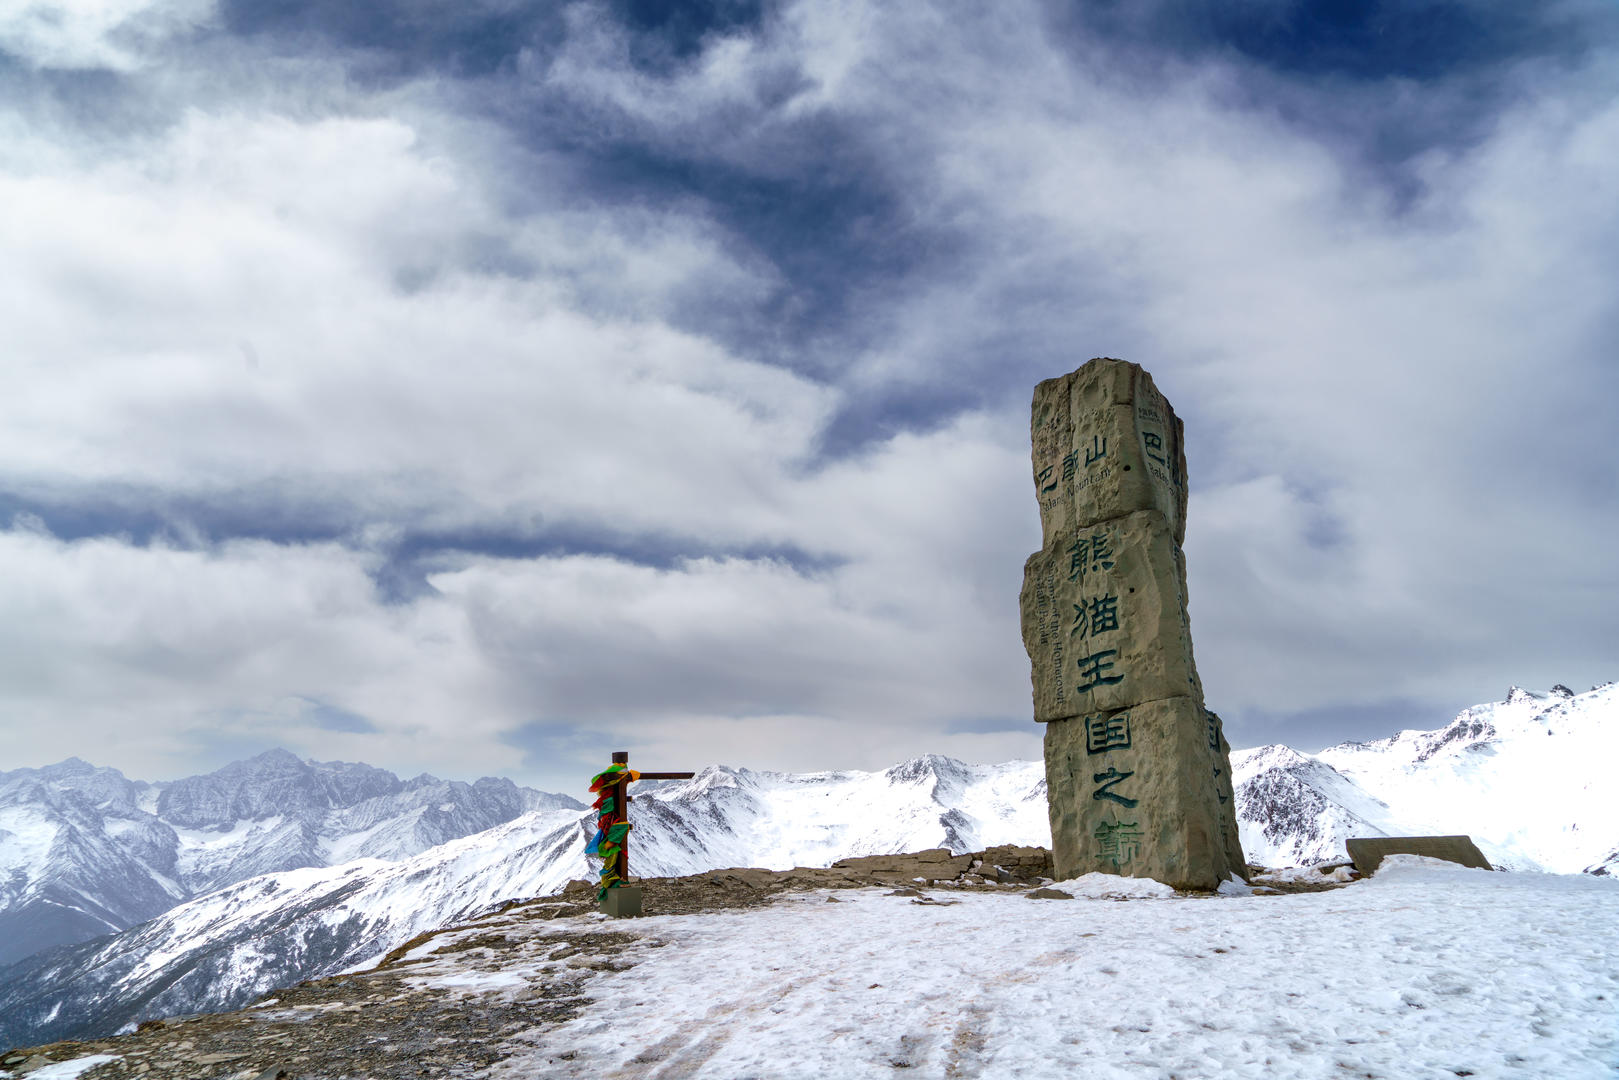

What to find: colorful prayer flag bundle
left=586, top=763, right=640, bottom=900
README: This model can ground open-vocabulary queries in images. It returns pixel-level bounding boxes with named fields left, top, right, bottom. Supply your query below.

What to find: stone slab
left=1020, top=508, right=1202, bottom=720
left=1346, top=836, right=1493, bottom=876
left=830, top=849, right=976, bottom=879
left=1043, top=695, right=1244, bottom=891
left=600, top=886, right=643, bottom=917
left=1030, top=358, right=1188, bottom=550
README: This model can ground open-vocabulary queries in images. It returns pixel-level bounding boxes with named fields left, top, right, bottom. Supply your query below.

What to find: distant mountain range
left=0, top=756, right=1045, bottom=1049
left=1233, top=682, right=1617, bottom=875
left=1, top=683, right=1612, bottom=1050
left=0, top=749, right=581, bottom=967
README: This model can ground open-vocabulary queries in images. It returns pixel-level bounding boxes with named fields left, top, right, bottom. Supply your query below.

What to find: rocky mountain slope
left=1233, top=683, right=1617, bottom=874
left=0, top=750, right=580, bottom=967
left=0, top=757, right=1044, bottom=1049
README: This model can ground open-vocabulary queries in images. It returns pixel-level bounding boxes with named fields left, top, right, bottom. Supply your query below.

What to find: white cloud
left=0, top=526, right=497, bottom=777
left=0, top=0, right=213, bottom=71
left=712, top=1, right=1619, bottom=731
left=0, top=106, right=835, bottom=541
left=2, top=0, right=1615, bottom=785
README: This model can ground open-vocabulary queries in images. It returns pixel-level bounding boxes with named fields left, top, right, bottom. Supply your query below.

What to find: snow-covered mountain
left=3, top=684, right=1613, bottom=1051
left=0, top=750, right=581, bottom=967
left=1235, top=683, right=1618, bottom=874
left=0, top=756, right=1045, bottom=1049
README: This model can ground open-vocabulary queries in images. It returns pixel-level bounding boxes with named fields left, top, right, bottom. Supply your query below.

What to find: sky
left=2, top=0, right=1616, bottom=795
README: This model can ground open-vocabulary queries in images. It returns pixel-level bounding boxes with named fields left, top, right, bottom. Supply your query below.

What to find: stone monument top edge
left=1030, top=358, right=1176, bottom=412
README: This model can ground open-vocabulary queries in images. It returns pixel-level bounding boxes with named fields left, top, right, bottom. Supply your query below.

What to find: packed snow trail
left=492, top=861, right=1618, bottom=1079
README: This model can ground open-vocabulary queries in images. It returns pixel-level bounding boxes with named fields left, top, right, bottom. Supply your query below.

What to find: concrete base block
left=600, top=886, right=643, bottom=917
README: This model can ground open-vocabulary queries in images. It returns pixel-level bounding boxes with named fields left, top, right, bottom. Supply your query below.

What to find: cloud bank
left=3, top=0, right=1615, bottom=790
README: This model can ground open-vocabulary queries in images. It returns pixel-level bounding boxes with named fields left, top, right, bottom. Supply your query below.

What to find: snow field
left=494, top=863, right=1619, bottom=1080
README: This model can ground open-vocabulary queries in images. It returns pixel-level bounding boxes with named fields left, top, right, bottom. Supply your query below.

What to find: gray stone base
left=599, top=886, right=643, bottom=917
left=1346, top=836, right=1492, bottom=876
left=1044, top=696, right=1244, bottom=891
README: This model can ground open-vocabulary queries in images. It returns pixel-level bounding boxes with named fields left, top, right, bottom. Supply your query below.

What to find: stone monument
left=1019, top=358, right=1245, bottom=891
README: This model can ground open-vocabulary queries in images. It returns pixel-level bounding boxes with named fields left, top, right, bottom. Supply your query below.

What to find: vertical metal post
left=610, top=751, right=630, bottom=883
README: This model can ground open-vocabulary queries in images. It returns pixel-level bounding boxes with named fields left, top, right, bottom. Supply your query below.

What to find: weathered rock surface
left=1344, top=835, right=1493, bottom=876
left=1021, top=358, right=1243, bottom=891
left=1020, top=508, right=1202, bottom=718
left=1029, top=358, right=1188, bottom=550
left=1044, top=697, right=1238, bottom=890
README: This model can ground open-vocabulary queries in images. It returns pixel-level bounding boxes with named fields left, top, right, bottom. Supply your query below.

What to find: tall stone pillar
left=1020, top=358, right=1245, bottom=891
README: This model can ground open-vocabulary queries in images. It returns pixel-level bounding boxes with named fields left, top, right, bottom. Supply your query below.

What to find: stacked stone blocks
left=1020, top=358, right=1245, bottom=890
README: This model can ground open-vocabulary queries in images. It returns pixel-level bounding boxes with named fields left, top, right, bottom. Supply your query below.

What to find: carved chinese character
left=1075, top=648, right=1124, bottom=692
left=1085, top=713, right=1131, bottom=754
left=1093, top=820, right=1143, bottom=868
left=1089, top=533, right=1115, bottom=572
left=1066, top=531, right=1117, bottom=584
left=1091, top=766, right=1138, bottom=808
left=1069, top=594, right=1120, bottom=640
left=1143, top=430, right=1166, bottom=465
left=1088, top=594, right=1119, bottom=634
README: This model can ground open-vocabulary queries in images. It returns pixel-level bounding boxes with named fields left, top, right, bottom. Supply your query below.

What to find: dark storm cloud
left=193, top=0, right=971, bottom=451
left=215, top=0, right=771, bottom=82
left=2, top=491, right=839, bottom=608
left=0, top=56, right=167, bottom=138
left=600, top=0, right=771, bottom=72
left=1057, top=0, right=1606, bottom=81
left=1047, top=0, right=1619, bottom=203
left=524, top=125, right=945, bottom=390
left=372, top=529, right=841, bottom=606
left=214, top=0, right=566, bottom=81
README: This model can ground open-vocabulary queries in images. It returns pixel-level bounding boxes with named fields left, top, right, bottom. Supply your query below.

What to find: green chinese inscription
left=1094, top=820, right=1143, bottom=868
left=1075, top=648, right=1123, bottom=693
left=1069, top=594, right=1120, bottom=640
left=1092, top=766, right=1138, bottom=808
left=1085, top=712, right=1131, bottom=754
left=1066, top=531, right=1116, bottom=584
left=1142, top=430, right=1166, bottom=466
left=1084, top=435, right=1107, bottom=467
left=1140, top=427, right=1182, bottom=489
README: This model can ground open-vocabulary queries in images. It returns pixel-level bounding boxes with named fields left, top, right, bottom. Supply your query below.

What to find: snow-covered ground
left=464, top=859, right=1617, bottom=1079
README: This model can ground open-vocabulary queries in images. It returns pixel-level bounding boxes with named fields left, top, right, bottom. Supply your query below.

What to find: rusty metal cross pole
left=604, top=751, right=694, bottom=912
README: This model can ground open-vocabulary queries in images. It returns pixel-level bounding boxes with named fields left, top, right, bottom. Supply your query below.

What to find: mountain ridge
left=0, top=750, right=581, bottom=967
left=1235, top=682, right=1617, bottom=874
left=2, top=682, right=1613, bottom=1050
